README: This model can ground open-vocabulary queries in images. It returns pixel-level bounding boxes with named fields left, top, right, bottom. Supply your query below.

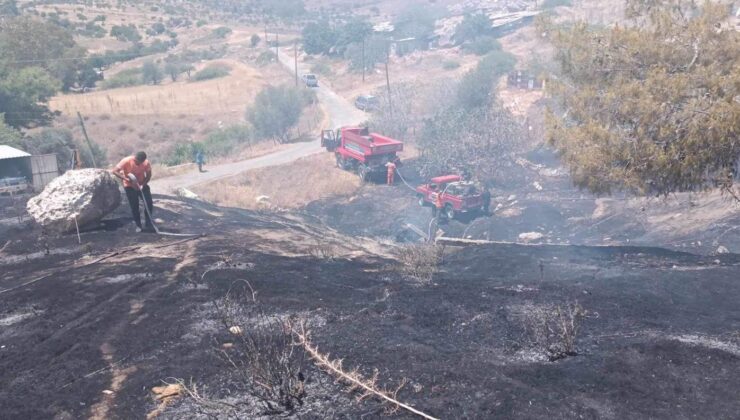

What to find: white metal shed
left=0, top=145, right=58, bottom=193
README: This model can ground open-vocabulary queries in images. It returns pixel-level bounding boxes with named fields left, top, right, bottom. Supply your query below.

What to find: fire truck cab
left=416, top=174, right=485, bottom=219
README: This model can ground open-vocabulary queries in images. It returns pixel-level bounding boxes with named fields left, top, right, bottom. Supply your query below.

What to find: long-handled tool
left=128, top=174, right=197, bottom=237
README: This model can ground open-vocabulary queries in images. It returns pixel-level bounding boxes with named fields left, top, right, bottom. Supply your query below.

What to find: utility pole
left=76, top=111, right=97, bottom=168
left=385, top=46, right=392, bottom=117
left=361, top=37, right=365, bottom=83
left=294, top=39, right=298, bottom=86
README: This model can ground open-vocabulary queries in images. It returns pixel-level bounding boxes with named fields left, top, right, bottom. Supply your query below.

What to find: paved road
left=152, top=46, right=365, bottom=194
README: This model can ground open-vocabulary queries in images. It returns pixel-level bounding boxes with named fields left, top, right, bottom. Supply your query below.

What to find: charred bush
left=215, top=283, right=307, bottom=414
left=396, top=243, right=442, bottom=283
left=177, top=281, right=307, bottom=416
left=523, top=302, right=587, bottom=361
left=308, top=240, right=337, bottom=260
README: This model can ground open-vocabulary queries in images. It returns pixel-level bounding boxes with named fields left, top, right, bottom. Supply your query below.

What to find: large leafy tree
left=303, top=17, right=374, bottom=56
left=0, top=17, right=87, bottom=91
left=302, top=21, right=336, bottom=55
left=24, top=127, right=105, bottom=170
left=457, top=50, right=516, bottom=110
left=0, top=114, right=22, bottom=148
left=246, top=85, right=312, bottom=143
left=453, top=13, right=494, bottom=45
left=141, top=60, right=163, bottom=85
left=544, top=1, right=740, bottom=196
left=0, top=67, right=59, bottom=128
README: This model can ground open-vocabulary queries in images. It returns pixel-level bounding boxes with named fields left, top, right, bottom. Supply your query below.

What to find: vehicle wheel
left=444, top=204, right=456, bottom=220
left=335, top=153, right=342, bottom=168
left=417, top=194, right=426, bottom=207
left=358, top=165, right=368, bottom=182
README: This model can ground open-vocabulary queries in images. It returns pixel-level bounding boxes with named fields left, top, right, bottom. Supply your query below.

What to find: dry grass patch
left=50, top=59, right=266, bottom=117
left=193, top=153, right=360, bottom=210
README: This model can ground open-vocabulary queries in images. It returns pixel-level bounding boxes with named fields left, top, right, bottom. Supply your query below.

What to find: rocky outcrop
left=27, top=169, right=121, bottom=233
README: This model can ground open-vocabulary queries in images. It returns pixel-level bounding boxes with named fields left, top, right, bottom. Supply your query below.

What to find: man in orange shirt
left=112, top=151, right=154, bottom=232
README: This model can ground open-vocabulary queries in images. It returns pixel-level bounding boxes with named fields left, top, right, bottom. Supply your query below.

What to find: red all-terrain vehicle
left=321, top=126, right=403, bottom=182
left=416, top=174, right=485, bottom=219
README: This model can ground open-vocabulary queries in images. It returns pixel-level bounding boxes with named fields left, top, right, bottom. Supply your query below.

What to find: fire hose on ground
left=129, top=174, right=199, bottom=237
left=393, top=166, right=419, bottom=193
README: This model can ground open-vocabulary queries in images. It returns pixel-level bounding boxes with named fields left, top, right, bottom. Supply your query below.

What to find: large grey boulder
left=27, top=168, right=122, bottom=233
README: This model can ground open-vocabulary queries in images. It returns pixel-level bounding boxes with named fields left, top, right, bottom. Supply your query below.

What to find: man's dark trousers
left=124, top=185, right=153, bottom=228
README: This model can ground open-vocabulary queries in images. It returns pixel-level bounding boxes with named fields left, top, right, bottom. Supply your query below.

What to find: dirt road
left=152, top=46, right=365, bottom=194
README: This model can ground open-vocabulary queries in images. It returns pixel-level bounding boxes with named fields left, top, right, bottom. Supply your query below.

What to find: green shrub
left=110, top=24, right=141, bottom=42
left=0, top=116, right=23, bottom=150
left=149, top=22, right=166, bottom=35
left=166, top=125, right=253, bottom=165
left=456, top=50, right=516, bottom=109
left=212, top=26, right=232, bottom=39
left=246, top=85, right=310, bottom=143
left=167, top=142, right=200, bottom=166
left=79, top=21, right=106, bottom=38
left=453, top=13, right=493, bottom=45
left=255, top=50, right=276, bottom=66
left=141, top=60, right=163, bottom=85
left=442, top=60, right=460, bottom=70
left=24, top=127, right=106, bottom=170
left=192, top=64, right=231, bottom=81
left=203, top=124, right=253, bottom=156
left=250, top=33, right=260, bottom=47
left=462, top=36, right=502, bottom=56
left=479, top=49, right=517, bottom=75
left=101, top=68, right=142, bottom=89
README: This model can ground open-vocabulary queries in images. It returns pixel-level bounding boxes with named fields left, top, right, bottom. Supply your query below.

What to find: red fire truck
left=321, top=126, right=403, bottom=182
left=416, top=174, right=485, bottom=219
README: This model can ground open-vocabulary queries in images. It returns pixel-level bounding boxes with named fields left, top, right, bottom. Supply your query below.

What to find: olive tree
left=246, top=85, right=314, bottom=143
left=544, top=1, right=740, bottom=197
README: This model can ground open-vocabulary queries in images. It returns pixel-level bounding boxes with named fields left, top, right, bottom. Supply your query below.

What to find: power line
left=0, top=49, right=172, bottom=65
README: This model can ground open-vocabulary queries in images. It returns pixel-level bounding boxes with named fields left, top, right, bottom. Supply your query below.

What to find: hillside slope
left=1, top=196, right=739, bottom=418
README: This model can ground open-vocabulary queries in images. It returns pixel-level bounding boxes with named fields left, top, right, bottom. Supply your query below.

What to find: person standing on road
left=385, top=161, right=396, bottom=185
left=112, top=151, right=154, bottom=232
left=195, top=150, right=205, bottom=173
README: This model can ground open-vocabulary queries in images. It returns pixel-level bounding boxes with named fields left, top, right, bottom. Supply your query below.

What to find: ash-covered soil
left=1, top=194, right=739, bottom=419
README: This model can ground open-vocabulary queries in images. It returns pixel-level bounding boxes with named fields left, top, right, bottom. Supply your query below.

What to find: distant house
left=0, top=145, right=58, bottom=194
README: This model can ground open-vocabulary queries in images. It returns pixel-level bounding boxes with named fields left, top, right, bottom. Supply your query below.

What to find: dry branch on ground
left=289, top=322, right=439, bottom=420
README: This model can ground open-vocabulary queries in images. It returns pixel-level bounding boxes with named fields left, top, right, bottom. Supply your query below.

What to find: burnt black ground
left=305, top=152, right=740, bottom=255
left=1, top=194, right=739, bottom=419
